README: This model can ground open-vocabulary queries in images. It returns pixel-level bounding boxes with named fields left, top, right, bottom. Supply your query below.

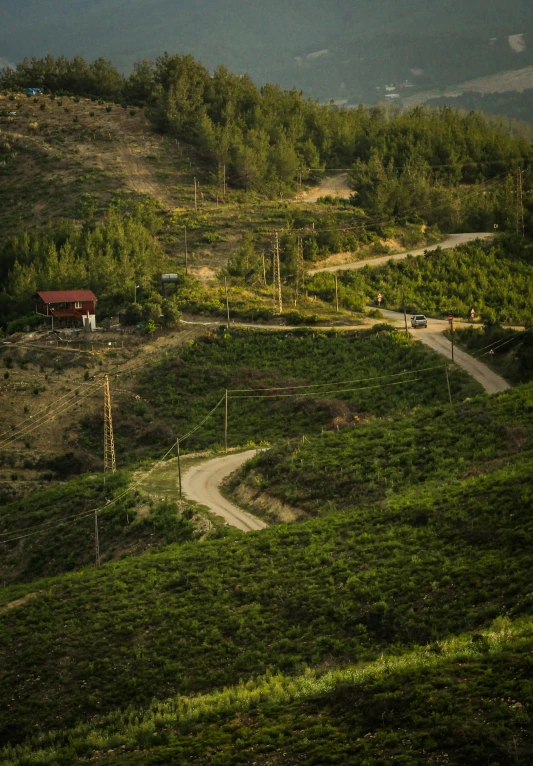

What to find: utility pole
left=402, top=296, right=408, bottom=336
left=223, top=163, right=226, bottom=199
left=176, top=438, right=182, bottom=503
left=224, top=389, right=228, bottom=454
left=335, top=275, right=339, bottom=313
left=224, top=277, right=230, bottom=328
left=94, top=510, right=100, bottom=566
left=516, top=168, right=525, bottom=239
left=448, top=315, right=455, bottom=363
left=296, top=235, right=304, bottom=303
left=184, top=226, right=188, bottom=275
left=273, top=231, right=282, bottom=314
left=262, top=252, right=267, bottom=287
left=103, top=375, right=116, bottom=475
left=194, top=177, right=198, bottom=211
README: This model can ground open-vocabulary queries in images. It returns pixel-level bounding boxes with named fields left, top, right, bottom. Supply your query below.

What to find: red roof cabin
left=34, top=290, right=97, bottom=331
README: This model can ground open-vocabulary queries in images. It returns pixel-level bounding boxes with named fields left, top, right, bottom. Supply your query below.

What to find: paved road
left=310, top=233, right=494, bottom=274
left=380, top=309, right=510, bottom=394
left=182, top=450, right=267, bottom=532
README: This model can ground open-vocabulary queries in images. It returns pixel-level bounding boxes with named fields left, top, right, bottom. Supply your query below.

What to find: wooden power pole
left=103, top=375, right=116, bottom=474
left=296, top=234, right=304, bottom=303
left=273, top=231, right=282, bottom=314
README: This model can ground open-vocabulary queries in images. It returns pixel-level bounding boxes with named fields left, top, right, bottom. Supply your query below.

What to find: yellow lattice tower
left=103, top=375, right=116, bottom=473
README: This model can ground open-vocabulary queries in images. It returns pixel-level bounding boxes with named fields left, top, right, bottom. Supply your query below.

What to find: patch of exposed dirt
left=0, top=592, right=38, bottom=615
left=231, top=482, right=304, bottom=524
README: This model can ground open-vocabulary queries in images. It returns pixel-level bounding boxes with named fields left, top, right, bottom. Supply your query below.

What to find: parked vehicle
left=411, top=314, right=428, bottom=328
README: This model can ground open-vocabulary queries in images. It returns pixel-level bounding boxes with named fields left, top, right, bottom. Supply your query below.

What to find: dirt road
left=182, top=450, right=267, bottom=532
left=310, top=233, right=494, bottom=274
left=379, top=309, right=510, bottom=394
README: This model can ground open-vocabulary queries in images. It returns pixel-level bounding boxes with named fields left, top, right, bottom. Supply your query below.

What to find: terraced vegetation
left=2, top=51, right=533, bottom=766
left=230, top=383, right=533, bottom=519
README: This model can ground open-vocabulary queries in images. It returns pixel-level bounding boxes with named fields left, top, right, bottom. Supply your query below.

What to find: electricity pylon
left=103, top=375, right=116, bottom=474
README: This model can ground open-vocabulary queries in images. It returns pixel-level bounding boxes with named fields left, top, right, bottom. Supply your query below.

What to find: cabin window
left=75, top=301, right=82, bottom=309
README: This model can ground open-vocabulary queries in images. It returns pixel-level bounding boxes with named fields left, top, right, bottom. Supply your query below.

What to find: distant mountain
left=2, top=0, right=533, bottom=102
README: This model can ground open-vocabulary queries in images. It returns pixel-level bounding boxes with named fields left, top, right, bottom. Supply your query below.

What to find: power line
left=0, top=397, right=227, bottom=545
left=0, top=381, right=103, bottom=450
left=229, top=368, right=446, bottom=400
left=229, top=363, right=445, bottom=394
left=0, top=377, right=104, bottom=442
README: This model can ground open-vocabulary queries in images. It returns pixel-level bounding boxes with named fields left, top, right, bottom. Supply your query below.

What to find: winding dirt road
left=182, top=450, right=266, bottom=532
left=310, top=233, right=494, bottom=274
left=379, top=309, right=510, bottom=394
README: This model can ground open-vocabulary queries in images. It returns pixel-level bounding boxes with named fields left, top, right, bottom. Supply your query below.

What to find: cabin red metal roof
left=36, top=290, right=97, bottom=304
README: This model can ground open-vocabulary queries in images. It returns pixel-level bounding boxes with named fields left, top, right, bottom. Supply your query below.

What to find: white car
left=411, top=314, right=428, bottom=328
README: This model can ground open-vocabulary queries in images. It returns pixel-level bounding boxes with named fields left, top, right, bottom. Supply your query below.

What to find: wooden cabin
left=34, top=290, right=97, bottom=329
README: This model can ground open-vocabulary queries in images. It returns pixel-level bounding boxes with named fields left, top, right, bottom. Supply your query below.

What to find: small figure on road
left=470, top=308, right=475, bottom=321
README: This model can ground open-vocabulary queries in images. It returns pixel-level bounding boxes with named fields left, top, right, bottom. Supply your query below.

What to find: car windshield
left=415, top=315, right=425, bottom=319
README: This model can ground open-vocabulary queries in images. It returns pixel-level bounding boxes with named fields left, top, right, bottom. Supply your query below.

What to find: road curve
left=379, top=309, right=510, bottom=394
left=182, top=450, right=267, bottom=532
left=310, top=233, right=494, bottom=274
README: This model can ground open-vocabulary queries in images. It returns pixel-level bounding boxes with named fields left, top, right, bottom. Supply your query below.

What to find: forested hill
left=1, top=0, right=533, bottom=102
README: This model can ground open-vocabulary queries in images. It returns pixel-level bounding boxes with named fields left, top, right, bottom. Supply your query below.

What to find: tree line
left=2, top=53, right=533, bottom=200
left=0, top=199, right=175, bottom=330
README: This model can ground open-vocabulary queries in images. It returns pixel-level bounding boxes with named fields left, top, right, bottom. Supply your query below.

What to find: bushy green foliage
left=2, top=54, right=532, bottom=214
left=0, top=473, right=196, bottom=585
left=6, top=621, right=532, bottom=764
left=308, top=237, right=533, bottom=323
left=233, top=383, right=533, bottom=516
left=0, top=454, right=532, bottom=744
left=130, top=328, right=480, bottom=456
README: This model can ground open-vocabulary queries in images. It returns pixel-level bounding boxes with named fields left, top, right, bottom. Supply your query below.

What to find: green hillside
left=10, top=620, right=533, bottom=765
left=1, top=448, right=532, bottom=751
left=229, top=382, right=533, bottom=519
left=307, top=238, right=533, bottom=325
left=1, top=46, right=533, bottom=765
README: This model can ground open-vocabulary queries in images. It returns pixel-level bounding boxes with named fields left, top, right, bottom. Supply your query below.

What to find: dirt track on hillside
left=310, top=233, right=494, bottom=273
left=182, top=450, right=267, bottom=532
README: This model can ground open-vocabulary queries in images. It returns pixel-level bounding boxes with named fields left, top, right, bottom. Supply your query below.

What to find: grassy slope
left=0, top=471, right=214, bottom=587
left=13, top=621, right=532, bottom=765
left=112, top=327, right=482, bottom=458
left=230, top=382, right=533, bottom=519
left=1, top=452, right=532, bottom=745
